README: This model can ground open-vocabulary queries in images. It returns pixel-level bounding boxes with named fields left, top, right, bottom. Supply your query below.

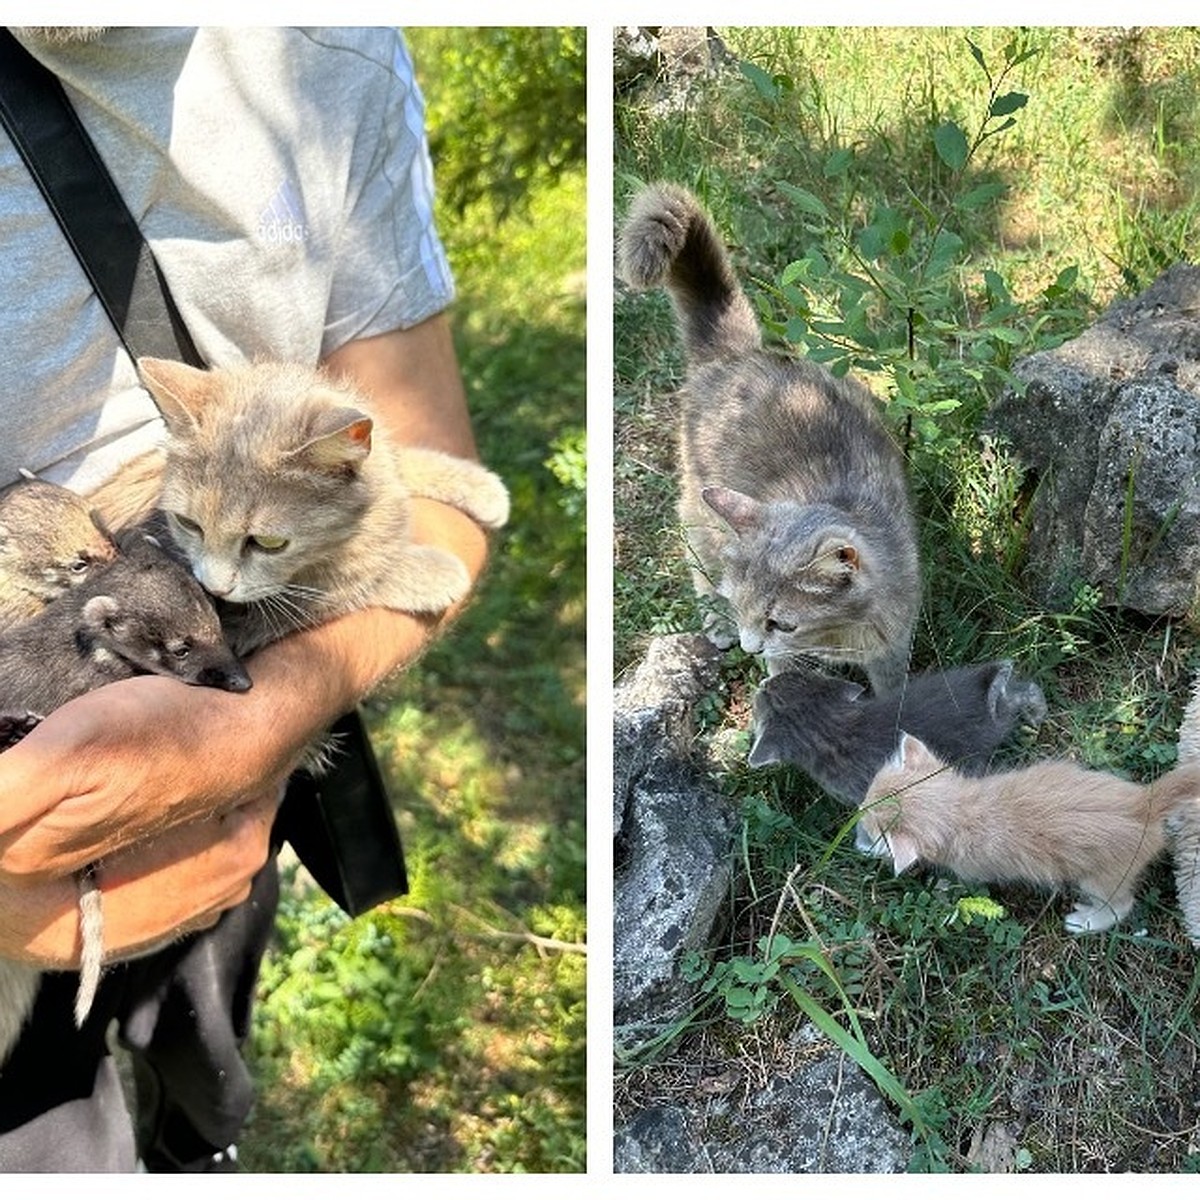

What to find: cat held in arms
left=617, top=182, right=920, bottom=692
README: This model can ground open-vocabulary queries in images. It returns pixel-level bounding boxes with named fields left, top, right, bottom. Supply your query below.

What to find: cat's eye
left=172, top=513, right=203, bottom=536
left=167, top=640, right=191, bottom=661
left=68, top=556, right=89, bottom=575
left=765, top=618, right=797, bottom=634
left=247, top=534, right=289, bottom=554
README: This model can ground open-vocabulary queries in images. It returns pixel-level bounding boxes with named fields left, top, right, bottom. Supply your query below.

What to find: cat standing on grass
left=136, top=357, right=510, bottom=657
left=858, top=731, right=1200, bottom=934
left=617, top=182, right=920, bottom=692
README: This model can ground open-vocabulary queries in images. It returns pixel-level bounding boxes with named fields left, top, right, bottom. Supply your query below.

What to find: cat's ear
left=897, top=731, right=939, bottom=773
left=137, top=358, right=213, bottom=431
left=290, top=407, right=374, bottom=472
left=885, top=830, right=921, bottom=875
left=811, top=535, right=861, bottom=580
left=702, top=486, right=763, bottom=534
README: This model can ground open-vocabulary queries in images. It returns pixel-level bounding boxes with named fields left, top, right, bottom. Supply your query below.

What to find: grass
left=237, top=32, right=586, bottom=1173
left=615, top=26, right=1200, bottom=1173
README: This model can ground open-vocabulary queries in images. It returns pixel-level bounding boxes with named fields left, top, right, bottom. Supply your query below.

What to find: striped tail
left=617, top=182, right=760, bottom=364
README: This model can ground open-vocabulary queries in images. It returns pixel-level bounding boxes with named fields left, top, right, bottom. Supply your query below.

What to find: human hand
left=0, top=789, right=277, bottom=968
left=0, top=669, right=303, bottom=884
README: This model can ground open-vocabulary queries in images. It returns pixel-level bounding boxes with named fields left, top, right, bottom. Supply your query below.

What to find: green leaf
left=823, top=146, right=855, bottom=177
left=933, top=121, right=969, bottom=171
left=990, top=91, right=1028, bottom=118
left=956, top=181, right=1007, bottom=211
left=966, top=38, right=987, bottom=74
left=777, top=972, right=932, bottom=1139
left=740, top=60, right=779, bottom=102
left=781, top=259, right=808, bottom=286
left=983, top=268, right=1011, bottom=303
left=776, top=181, right=830, bottom=219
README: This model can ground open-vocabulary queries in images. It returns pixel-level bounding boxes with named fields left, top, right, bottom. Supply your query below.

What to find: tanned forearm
left=241, top=496, right=491, bottom=747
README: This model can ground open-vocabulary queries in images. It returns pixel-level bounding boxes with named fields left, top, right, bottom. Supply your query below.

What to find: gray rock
left=613, top=634, right=736, bottom=1040
left=989, top=264, right=1200, bottom=615
left=614, top=1027, right=911, bottom=1173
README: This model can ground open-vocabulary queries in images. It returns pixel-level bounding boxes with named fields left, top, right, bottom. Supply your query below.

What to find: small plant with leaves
left=750, top=34, right=1085, bottom=459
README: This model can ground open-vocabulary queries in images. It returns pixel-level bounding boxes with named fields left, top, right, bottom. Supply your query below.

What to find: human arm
left=0, top=314, right=491, bottom=961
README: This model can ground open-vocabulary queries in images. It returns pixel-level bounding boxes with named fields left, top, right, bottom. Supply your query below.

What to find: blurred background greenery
left=240, top=26, right=586, bottom=1172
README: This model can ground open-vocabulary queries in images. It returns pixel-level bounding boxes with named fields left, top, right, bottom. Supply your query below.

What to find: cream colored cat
left=136, top=357, right=510, bottom=656
left=858, top=732, right=1200, bottom=934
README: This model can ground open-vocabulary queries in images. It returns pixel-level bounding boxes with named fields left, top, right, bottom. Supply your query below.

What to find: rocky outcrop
left=613, top=634, right=735, bottom=1042
left=989, top=264, right=1200, bottom=616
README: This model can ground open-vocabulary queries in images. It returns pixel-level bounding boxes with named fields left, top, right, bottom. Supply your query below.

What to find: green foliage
left=410, top=27, right=585, bottom=220
left=255, top=883, right=441, bottom=1090
left=755, top=35, right=1086, bottom=461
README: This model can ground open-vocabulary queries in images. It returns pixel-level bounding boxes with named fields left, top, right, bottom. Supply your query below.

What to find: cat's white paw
left=464, top=470, right=510, bottom=529
left=388, top=546, right=471, bottom=613
left=1064, top=903, right=1118, bottom=934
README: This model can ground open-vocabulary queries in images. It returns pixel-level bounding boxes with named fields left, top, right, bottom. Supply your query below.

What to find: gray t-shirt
left=0, top=27, right=455, bottom=493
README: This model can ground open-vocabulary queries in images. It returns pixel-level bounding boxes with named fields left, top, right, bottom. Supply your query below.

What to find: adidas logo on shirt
left=257, top=179, right=309, bottom=245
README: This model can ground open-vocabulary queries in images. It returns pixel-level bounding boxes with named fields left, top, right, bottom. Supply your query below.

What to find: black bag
left=0, top=28, right=407, bottom=915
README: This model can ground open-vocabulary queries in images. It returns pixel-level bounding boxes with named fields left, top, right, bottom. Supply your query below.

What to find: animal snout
left=198, top=663, right=253, bottom=693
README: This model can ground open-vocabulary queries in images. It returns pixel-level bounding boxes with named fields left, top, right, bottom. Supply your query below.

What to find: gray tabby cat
left=748, top=660, right=1047, bottom=805
left=617, top=182, right=920, bottom=692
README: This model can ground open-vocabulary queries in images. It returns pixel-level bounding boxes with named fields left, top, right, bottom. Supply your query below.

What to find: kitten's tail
left=74, top=863, right=104, bottom=1028
left=617, top=182, right=760, bottom=364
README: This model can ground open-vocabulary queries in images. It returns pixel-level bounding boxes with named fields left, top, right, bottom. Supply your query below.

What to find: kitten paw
left=1064, top=903, right=1119, bottom=933
left=0, top=710, right=43, bottom=750
left=463, top=471, right=510, bottom=529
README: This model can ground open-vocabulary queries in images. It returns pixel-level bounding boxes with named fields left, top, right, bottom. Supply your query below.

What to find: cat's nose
left=196, top=564, right=237, bottom=598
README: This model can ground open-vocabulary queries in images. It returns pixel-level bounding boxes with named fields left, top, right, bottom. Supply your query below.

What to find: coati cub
left=0, top=527, right=251, bottom=1063
left=0, top=475, right=117, bottom=625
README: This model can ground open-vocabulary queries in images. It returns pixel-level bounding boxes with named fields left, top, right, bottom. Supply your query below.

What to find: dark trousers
left=0, top=859, right=279, bottom=1172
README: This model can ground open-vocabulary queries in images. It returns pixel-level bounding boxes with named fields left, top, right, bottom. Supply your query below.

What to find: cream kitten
left=858, top=732, right=1200, bottom=934
left=137, top=357, right=510, bottom=656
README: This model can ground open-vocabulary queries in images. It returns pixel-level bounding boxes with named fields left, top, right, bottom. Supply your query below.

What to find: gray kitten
left=748, top=660, right=1047, bottom=805
left=617, top=182, right=920, bottom=692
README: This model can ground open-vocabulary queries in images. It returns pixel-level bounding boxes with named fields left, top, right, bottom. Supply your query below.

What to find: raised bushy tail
left=617, top=182, right=760, bottom=364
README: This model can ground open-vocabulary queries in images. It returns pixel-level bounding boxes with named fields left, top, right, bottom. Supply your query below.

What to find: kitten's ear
left=747, top=729, right=782, bottom=768
left=897, top=731, right=939, bottom=773
left=137, top=358, right=213, bottom=431
left=290, top=407, right=374, bottom=472
left=886, top=830, right=921, bottom=875
left=702, top=486, right=763, bottom=534
left=82, top=594, right=123, bottom=634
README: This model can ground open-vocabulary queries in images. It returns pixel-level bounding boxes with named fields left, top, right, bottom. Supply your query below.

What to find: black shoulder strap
left=0, top=28, right=205, bottom=368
